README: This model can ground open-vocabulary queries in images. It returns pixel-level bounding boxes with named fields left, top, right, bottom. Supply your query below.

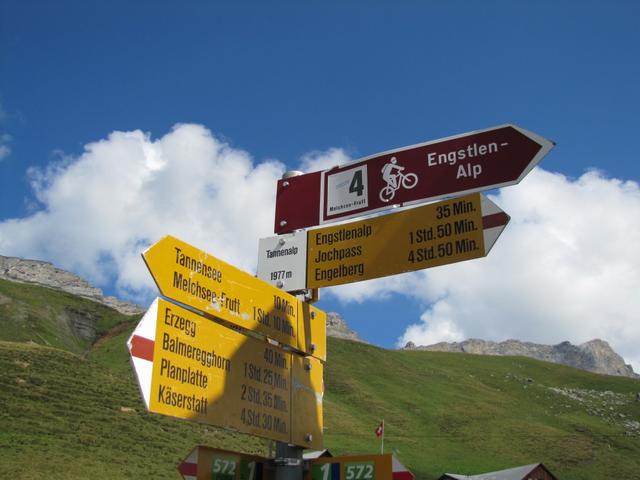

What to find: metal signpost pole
left=274, top=441, right=303, bottom=480
left=272, top=283, right=318, bottom=480
left=274, top=170, right=309, bottom=480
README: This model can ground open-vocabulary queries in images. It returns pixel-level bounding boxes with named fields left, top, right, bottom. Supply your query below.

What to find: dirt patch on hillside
left=92, top=321, right=135, bottom=349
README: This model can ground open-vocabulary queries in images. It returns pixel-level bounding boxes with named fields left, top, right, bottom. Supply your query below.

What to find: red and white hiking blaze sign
left=274, top=124, right=554, bottom=234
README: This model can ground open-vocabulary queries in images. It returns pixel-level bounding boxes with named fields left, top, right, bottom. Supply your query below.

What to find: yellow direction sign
left=306, top=454, right=393, bottom=480
left=291, top=355, right=324, bottom=449
left=307, top=193, right=508, bottom=288
left=143, top=235, right=325, bottom=360
left=258, top=193, right=509, bottom=290
left=128, top=298, right=323, bottom=449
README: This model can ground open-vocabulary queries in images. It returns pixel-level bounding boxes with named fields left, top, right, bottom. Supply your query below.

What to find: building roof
left=440, top=463, right=551, bottom=480
left=303, top=449, right=333, bottom=460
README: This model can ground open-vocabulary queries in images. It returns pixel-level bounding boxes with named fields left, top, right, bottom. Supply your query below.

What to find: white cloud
left=0, top=124, right=285, bottom=302
left=298, top=147, right=350, bottom=173
left=0, top=100, right=11, bottom=161
left=1, top=124, right=639, bottom=372
left=0, top=133, right=11, bottom=161
left=387, top=168, right=640, bottom=370
left=403, top=304, right=466, bottom=346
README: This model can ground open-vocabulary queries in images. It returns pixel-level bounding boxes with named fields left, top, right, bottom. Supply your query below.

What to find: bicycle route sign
left=273, top=124, right=553, bottom=234
left=258, top=193, right=509, bottom=290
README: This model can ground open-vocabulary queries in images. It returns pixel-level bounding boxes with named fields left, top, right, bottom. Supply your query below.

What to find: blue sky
left=1, top=1, right=639, bottom=367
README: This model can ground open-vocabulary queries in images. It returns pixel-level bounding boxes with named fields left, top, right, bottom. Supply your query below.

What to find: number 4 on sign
left=323, top=165, right=370, bottom=218
left=349, top=170, right=365, bottom=197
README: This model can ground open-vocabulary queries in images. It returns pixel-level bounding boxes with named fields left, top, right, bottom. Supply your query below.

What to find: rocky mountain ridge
left=0, top=254, right=363, bottom=341
left=0, top=255, right=143, bottom=315
left=326, top=312, right=365, bottom=343
left=2, top=255, right=635, bottom=379
left=404, top=338, right=638, bottom=379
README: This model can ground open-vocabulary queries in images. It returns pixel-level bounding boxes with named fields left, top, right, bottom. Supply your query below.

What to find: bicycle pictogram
left=379, top=157, right=418, bottom=202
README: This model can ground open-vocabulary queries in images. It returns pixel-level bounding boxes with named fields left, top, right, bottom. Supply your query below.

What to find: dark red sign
left=274, top=124, right=553, bottom=234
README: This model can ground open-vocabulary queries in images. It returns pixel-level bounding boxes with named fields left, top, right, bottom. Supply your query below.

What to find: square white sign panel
left=325, top=164, right=368, bottom=218
left=257, top=231, right=307, bottom=291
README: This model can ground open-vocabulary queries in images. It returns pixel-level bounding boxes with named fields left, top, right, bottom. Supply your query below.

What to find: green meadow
left=1, top=279, right=639, bottom=479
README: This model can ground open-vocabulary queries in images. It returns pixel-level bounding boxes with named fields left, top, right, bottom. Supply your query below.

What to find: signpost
left=130, top=122, right=555, bottom=480
left=178, top=446, right=273, bottom=480
left=143, top=235, right=326, bottom=361
left=128, top=297, right=323, bottom=449
left=178, top=448, right=414, bottom=480
left=307, top=454, right=393, bottom=480
left=258, top=193, right=509, bottom=290
left=274, top=124, right=553, bottom=234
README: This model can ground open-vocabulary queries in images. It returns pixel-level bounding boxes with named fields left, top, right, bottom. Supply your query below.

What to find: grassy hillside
left=323, top=339, right=640, bottom=479
left=1, top=280, right=639, bottom=479
left=0, top=278, right=130, bottom=354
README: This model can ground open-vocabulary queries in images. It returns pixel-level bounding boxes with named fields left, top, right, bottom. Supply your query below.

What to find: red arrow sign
left=274, top=124, right=553, bottom=234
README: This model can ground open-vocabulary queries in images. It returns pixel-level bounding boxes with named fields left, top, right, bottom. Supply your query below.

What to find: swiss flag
left=375, top=421, right=384, bottom=437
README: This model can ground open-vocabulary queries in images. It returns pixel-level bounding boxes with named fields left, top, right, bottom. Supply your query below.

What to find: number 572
left=345, top=462, right=374, bottom=480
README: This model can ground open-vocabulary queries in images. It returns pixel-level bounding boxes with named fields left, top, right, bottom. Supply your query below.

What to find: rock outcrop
left=404, top=338, right=638, bottom=378
left=0, top=254, right=369, bottom=340
left=326, top=312, right=365, bottom=343
left=0, top=255, right=143, bottom=315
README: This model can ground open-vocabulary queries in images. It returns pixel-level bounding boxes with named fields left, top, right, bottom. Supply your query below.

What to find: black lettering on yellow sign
left=162, top=332, right=231, bottom=370
left=159, top=358, right=208, bottom=389
left=145, top=296, right=313, bottom=447
left=307, top=193, right=488, bottom=289
left=314, top=263, right=365, bottom=282
left=163, top=305, right=197, bottom=337
left=157, top=384, right=208, bottom=413
left=314, top=224, right=372, bottom=246
left=145, top=236, right=320, bottom=358
left=313, top=245, right=362, bottom=263
left=174, top=247, right=223, bottom=282
left=172, top=271, right=217, bottom=302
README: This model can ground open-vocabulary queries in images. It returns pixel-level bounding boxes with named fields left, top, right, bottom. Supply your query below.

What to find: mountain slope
left=0, top=340, right=267, bottom=479
left=0, top=279, right=639, bottom=479
left=325, top=339, right=640, bottom=479
left=405, top=338, right=638, bottom=378
left=0, top=278, right=135, bottom=354
left=0, top=255, right=143, bottom=315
